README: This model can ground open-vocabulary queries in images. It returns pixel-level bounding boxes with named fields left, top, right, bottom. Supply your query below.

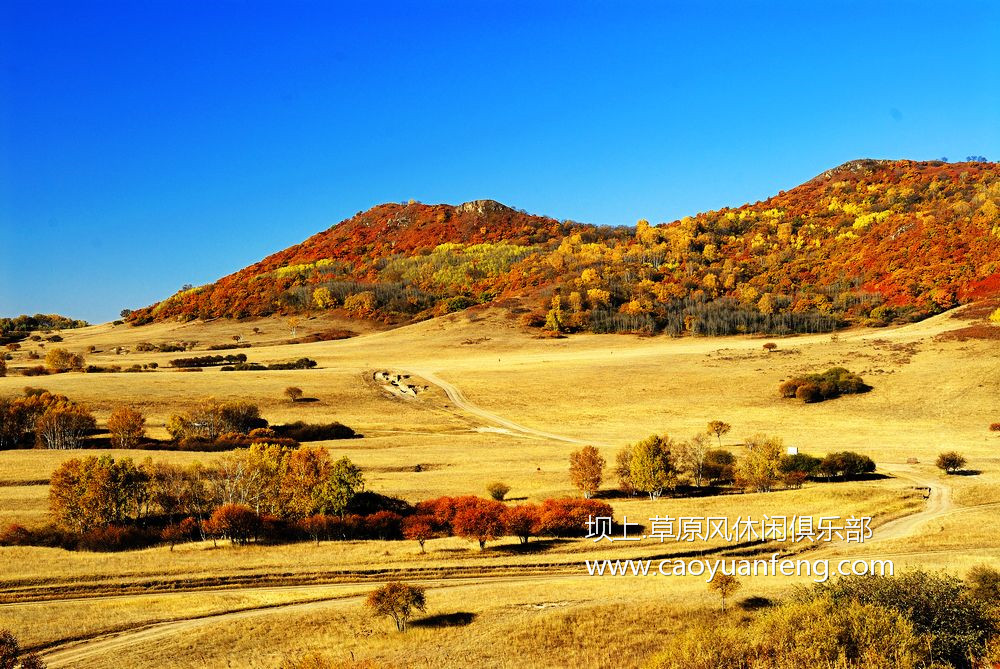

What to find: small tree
left=615, top=444, right=635, bottom=495
left=679, top=433, right=712, bottom=486
left=936, top=451, right=966, bottom=474
left=44, top=347, right=84, bottom=372
left=287, top=317, right=300, bottom=337
left=315, top=457, right=365, bottom=517
left=569, top=445, right=605, bottom=498
left=628, top=434, right=678, bottom=500
left=706, top=420, right=732, bottom=447
left=402, top=514, right=435, bottom=553
left=35, top=405, right=96, bottom=449
left=502, top=504, right=541, bottom=544
left=736, top=434, right=784, bottom=492
left=709, top=574, right=742, bottom=612
left=990, top=423, right=1000, bottom=433
left=452, top=497, right=505, bottom=549
left=762, top=342, right=777, bottom=352
left=284, top=386, right=304, bottom=402
left=208, top=504, right=261, bottom=545
left=107, top=406, right=146, bottom=448
left=298, top=514, right=330, bottom=545
left=365, top=582, right=426, bottom=632
left=487, top=482, right=510, bottom=501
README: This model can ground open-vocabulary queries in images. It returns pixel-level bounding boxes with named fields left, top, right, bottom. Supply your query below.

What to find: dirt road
left=407, top=367, right=605, bottom=446
left=38, top=574, right=572, bottom=668
left=33, top=364, right=981, bottom=667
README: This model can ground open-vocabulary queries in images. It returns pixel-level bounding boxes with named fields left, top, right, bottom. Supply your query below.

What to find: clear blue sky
left=2, top=1, right=998, bottom=323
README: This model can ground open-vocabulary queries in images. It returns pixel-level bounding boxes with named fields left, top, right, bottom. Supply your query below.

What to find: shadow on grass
left=490, top=538, right=567, bottom=555
left=738, top=596, right=775, bottom=611
left=949, top=469, right=983, bottom=477
left=411, top=612, right=477, bottom=628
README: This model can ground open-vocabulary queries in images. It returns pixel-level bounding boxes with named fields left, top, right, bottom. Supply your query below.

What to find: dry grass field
left=1, top=305, right=998, bottom=668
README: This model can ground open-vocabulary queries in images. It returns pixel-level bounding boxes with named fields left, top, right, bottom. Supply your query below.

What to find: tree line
left=0, top=389, right=356, bottom=451
left=566, top=422, right=876, bottom=501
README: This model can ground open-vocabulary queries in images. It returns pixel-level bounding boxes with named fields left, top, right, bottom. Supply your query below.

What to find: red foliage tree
left=501, top=504, right=542, bottom=544
left=450, top=497, right=505, bottom=550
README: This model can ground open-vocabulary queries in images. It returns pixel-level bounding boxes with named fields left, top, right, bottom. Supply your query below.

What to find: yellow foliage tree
left=312, top=287, right=335, bottom=309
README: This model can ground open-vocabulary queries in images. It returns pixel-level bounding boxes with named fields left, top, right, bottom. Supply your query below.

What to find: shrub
left=781, top=470, right=808, bottom=488
left=22, top=365, right=48, bottom=376
left=936, top=451, right=967, bottom=474
left=168, top=400, right=266, bottom=441
left=780, top=452, right=821, bottom=476
left=206, top=504, right=261, bottom=545
left=169, top=354, right=247, bottom=368
left=646, top=598, right=931, bottom=669
left=780, top=367, right=870, bottom=403
left=361, top=510, right=403, bottom=540
left=44, top=347, right=84, bottom=372
left=794, top=383, right=822, bottom=403
left=538, top=498, right=614, bottom=537
left=967, top=565, right=1000, bottom=605
left=990, top=422, right=1000, bottom=432
left=0, top=628, right=46, bottom=669
left=344, top=291, right=377, bottom=316
left=206, top=342, right=251, bottom=350
left=487, top=482, right=510, bottom=501
left=297, top=514, right=333, bottom=544
left=107, top=406, right=146, bottom=448
left=78, top=524, right=157, bottom=551
left=819, top=451, right=876, bottom=480
left=272, top=421, right=357, bottom=441
left=0, top=524, right=35, bottom=546
left=762, top=342, right=777, bottom=351
left=264, top=358, right=317, bottom=370
left=815, top=570, right=997, bottom=669
left=704, top=449, right=736, bottom=483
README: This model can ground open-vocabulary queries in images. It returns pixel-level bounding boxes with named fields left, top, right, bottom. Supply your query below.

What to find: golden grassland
left=0, top=305, right=998, bottom=667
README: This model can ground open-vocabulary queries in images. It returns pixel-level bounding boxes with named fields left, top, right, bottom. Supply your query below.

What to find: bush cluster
left=779, top=367, right=870, bottom=403
left=169, top=353, right=247, bottom=368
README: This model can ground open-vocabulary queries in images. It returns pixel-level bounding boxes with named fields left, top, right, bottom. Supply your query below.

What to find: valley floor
left=1, top=306, right=998, bottom=667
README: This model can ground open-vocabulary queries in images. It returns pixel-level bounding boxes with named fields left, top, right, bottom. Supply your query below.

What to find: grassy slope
left=0, top=306, right=998, bottom=667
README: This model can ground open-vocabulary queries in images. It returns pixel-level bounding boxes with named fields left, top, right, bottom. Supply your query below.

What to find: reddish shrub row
left=1, top=496, right=613, bottom=552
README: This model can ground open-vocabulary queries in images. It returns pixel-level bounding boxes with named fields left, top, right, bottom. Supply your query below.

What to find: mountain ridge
left=128, top=159, right=1000, bottom=335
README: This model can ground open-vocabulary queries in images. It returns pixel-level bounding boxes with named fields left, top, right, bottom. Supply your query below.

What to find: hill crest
left=128, top=159, right=1000, bottom=335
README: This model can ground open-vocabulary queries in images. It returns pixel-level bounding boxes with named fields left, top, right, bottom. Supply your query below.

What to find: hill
left=128, top=159, right=1000, bottom=335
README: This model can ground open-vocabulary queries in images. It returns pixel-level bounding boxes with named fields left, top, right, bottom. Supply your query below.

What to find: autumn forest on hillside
left=123, top=159, right=1000, bottom=336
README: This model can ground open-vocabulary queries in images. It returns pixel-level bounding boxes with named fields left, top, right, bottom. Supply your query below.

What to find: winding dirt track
left=38, top=575, right=571, bottom=668
left=407, top=367, right=605, bottom=446
left=35, top=370, right=975, bottom=667
left=411, top=368, right=965, bottom=544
